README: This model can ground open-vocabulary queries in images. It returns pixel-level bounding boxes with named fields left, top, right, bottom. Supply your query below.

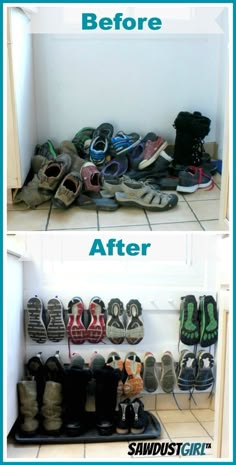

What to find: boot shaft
left=41, top=381, right=63, bottom=433
left=17, top=381, right=39, bottom=434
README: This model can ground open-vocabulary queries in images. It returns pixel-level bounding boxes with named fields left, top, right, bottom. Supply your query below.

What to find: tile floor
left=7, top=409, right=215, bottom=460
left=7, top=174, right=228, bottom=232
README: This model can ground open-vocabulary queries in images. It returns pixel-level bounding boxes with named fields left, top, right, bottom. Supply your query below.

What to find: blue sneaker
left=90, top=123, right=113, bottom=165
left=111, top=132, right=142, bottom=156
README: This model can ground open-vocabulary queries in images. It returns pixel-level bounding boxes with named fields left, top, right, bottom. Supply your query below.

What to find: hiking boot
left=72, top=127, right=95, bottom=157
left=123, top=351, right=143, bottom=396
left=115, top=179, right=178, bottom=211
left=199, top=295, right=218, bottom=347
left=27, top=296, right=47, bottom=344
left=38, top=154, right=72, bottom=194
left=195, top=351, right=214, bottom=391
left=160, top=351, right=177, bottom=393
left=143, top=352, right=158, bottom=393
left=80, top=161, right=103, bottom=192
left=41, top=381, right=63, bottom=434
left=179, top=295, right=200, bottom=345
left=66, top=297, right=87, bottom=344
left=17, top=380, right=39, bottom=435
left=126, top=299, right=144, bottom=345
left=111, top=131, right=141, bottom=156
left=138, top=137, right=168, bottom=170
left=53, top=171, right=82, bottom=208
left=130, top=398, right=148, bottom=434
left=173, top=111, right=211, bottom=167
left=106, top=298, right=125, bottom=344
left=177, top=350, right=196, bottom=391
left=94, top=365, right=121, bottom=435
left=116, top=398, right=132, bottom=434
left=177, top=166, right=214, bottom=193
left=63, top=362, right=92, bottom=436
left=46, top=297, right=66, bottom=343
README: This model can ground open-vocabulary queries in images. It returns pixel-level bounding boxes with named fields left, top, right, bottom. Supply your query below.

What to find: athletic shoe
left=199, top=295, right=218, bottom=347
left=46, top=297, right=66, bottom=343
left=27, top=296, right=47, bottom=344
left=160, top=351, right=177, bottom=393
left=72, top=127, right=95, bottom=157
left=123, top=351, right=143, bottom=396
left=195, top=351, right=214, bottom=391
left=126, top=299, right=144, bottom=345
left=138, top=137, right=168, bottom=170
left=142, top=352, right=158, bottom=392
left=111, top=132, right=141, bottom=156
left=34, top=140, right=57, bottom=160
left=87, top=297, right=106, bottom=343
left=80, top=161, right=103, bottom=193
left=66, top=297, right=86, bottom=344
left=90, top=123, right=113, bottom=165
left=176, top=166, right=214, bottom=193
left=106, top=298, right=125, bottom=344
left=177, top=350, right=196, bottom=391
left=179, top=295, right=200, bottom=345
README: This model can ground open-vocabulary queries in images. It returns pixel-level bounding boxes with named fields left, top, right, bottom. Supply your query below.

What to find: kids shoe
left=123, top=351, right=143, bottom=397
left=115, top=179, right=178, bottom=211
left=87, top=297, right=106, bottom=343
left=177, top=350, right=196, bottom=391
left=179, top=295, right=200, bottom=345
left=106, top=298, right=125, bottom=344
left=176, top=166, right=214, bottom=193
left=160, top=351, right=177, bottom=393
left=129, top=398, right=148, bottom=434
left=142, top=352, right=158, bottom=393
left=195, top=351, right=214, bottom=391
left=53, top=171, right=82, bottom=208
left=27, top=296, right=47, bottom=344
left=126, top=299, right=144, bottom=345
left=199, top=295, right=218, bottom=347
left=90, top=123, right=113, bottom=165
left=111, top=131, right=141, bottom=156
left=66, top=297, right=87, bottom=344
left=138, top=136, right=168, bottom=170
left=38, top=153, right=72, bottom=194
left=46, top=297, right=66, bottom=343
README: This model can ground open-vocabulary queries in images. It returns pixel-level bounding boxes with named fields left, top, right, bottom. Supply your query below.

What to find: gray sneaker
left=115, top=179, right=178, bottom=211
left=53, top=171, right=82, bottom=208
left=38, top=154, right=72, bottom=194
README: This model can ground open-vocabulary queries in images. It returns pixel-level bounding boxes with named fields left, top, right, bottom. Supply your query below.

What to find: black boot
left=94, top=365, right=120, bottom=435
left=63, top=357, right=92, bottom=436
left=172, top=111, right=211, bottom=168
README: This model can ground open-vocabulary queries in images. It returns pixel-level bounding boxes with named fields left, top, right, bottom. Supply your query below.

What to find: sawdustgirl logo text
left=128, top=441, right=212, bottom=456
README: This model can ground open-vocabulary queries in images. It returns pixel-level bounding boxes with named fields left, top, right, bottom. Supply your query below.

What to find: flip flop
left=195, top=351, right=214, bottom=391
left=179, top=295, right=200, bottom=345
left=87, top=297, right=106, bottom=343
left=199, top=295, right=218, bottom=347
left=126, top=299, right=144, bottom=345
left=123, top=351, right=143, bottom=396
left=27, top=296, right=47, bottom=344
left=106, top=298, right=125, bottom=344
left=46, top=297, right=66, bottom=343
left=66, top=297, right=86, bottom=344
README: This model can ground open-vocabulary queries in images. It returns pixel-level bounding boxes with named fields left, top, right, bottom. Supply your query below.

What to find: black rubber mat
left=15, top=411, right=161, bottom=444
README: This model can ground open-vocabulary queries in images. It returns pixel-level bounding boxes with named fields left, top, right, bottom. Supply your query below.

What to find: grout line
left=96, top=210, right=100, bottom=231
left=84, top=443, right=86, bottom=459
left=143, top=209, right=152, bottom=230
left=36, top=445, right=40, bottom=458
left=182, top=200, right=205, bottom=230
left=45, top=201, right=53, bottom=231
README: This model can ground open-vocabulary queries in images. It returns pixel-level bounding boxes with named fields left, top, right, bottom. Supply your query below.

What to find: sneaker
left=176, top=166, right=213, bottom=193
left=90, top=123, right=113, bottom=165
left=126, top=299, right=144, bottom=345
left=116, top=398, right=132, bottom=434
left=38, top=154, right=72, bottom=194
left=27, top=296, right=47, bottom=344
left=72, top=127, right=95, bottom=157
left=53, top=171, right=82, bottom=208
left=177, top=350, right=196, bottom=391
left=106, top=298, right=125, bottom=344
left=142, top=352, right=158, bottom=393
left=66, top=297, right=87, bottom=344
left=34, top=140, right=57, bottom=160
left=130, top=398, right=148, bottom=434
left=123, top=352, right=143, bottom=397
left=46, top=297, right=66, bottom=343
left=115, top=179, right=178, bottom=211
left=101, top=155, right=129, bottom=178
left=106, top=352, right=124, bottom=396
left=111, top=132, right=141, bottom=156
left=180, top=295, right=200, bottom=345
left=80, top=161, right=102, bottom=193
left=199, top=295, right=218, bottom=347
left=195, top=351, right=214, bottom=391
left=87, top=297, right=106, bottom=343
left=128, top=133, right=157, bottom=170
left=138, top=137, right=168, bottom=170
left=160, top=351, right=177, bottom=393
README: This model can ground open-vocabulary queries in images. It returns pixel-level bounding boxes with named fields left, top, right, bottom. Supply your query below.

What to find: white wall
left=31, top=7, right=229, bottom=158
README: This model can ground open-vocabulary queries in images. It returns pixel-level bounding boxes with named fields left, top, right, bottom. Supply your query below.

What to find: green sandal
left=199, top=295, right=218, bottom=347
left=180, top=295, right=200, bottom=345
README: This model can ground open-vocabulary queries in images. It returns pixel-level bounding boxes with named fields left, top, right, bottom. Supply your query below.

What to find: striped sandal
left=123, top=352, right=143, bottom=396
left=66, top=297, right=86, bottom=344
left=27, top=296, right=47, bottom=344
left=126, top=299, right=144, bottom=345
left=46, top=297, right=66, bottom=343
left=106, top=298, right=125, bottom=344
left=87, top=297, right=106, bottom=344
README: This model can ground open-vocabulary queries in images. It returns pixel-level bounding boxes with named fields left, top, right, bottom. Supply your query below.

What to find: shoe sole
left=177, top=351, right=196, bottom=391
left=138, top=141, right=168, bottom=169
left=47, top=298, right=66, bottom=342
left=195, top=352, right=214, bottom=391
left=176, top=179, right=212, bottom=193
left=160, top=353, right=176, bottom=393
left=124, top=353, right=143, bottom=396
left=115, top=194, right=177, bottom=211
left=143, top=355, right=158, bottom=392
left=106, top=299, right=125, bottom=344
left=199, top=297, right=218, bottom=347
left=87, top=299, right=106, bottom=343
left=66, top=300, right=86, bottom=344
left=180, top=297, right=199, bottom=345
left=27, top=297, right=47, bottom=344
